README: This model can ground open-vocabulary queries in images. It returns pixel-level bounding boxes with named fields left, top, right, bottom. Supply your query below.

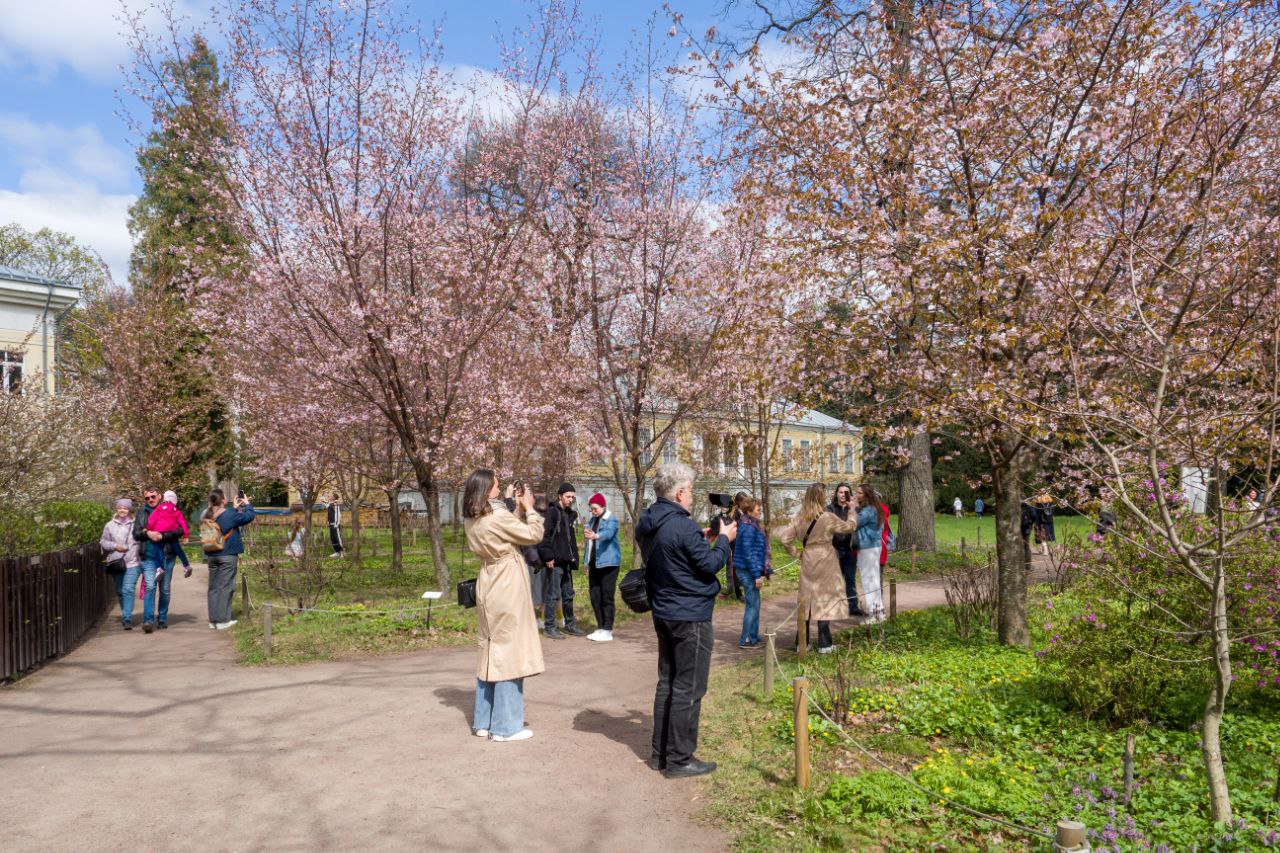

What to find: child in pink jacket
left=146, top=490, right=192, bottom=576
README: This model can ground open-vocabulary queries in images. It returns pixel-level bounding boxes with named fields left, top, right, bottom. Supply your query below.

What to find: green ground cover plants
left=698, top=601, right=1280, bottom=851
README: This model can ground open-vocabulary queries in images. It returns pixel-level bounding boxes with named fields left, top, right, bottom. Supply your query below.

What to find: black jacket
left=636, top=497, right=731, bottom=622
left=827, top=500, right=855, bottom=555
left=505, top=498, right=543, bottom=567
left=537, top=502, right=580, bottom=567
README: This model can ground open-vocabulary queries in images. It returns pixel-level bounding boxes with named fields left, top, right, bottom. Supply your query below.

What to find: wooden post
left=977, top=526, right=981, bottom=549
left=1123, top=732, right=1136, bottom=807
left=793, top=676, right=810, bottom=789
left=240, top=574, right=250, bottom=618
left=961, top=536, right=967, bottom=560
left=910, top=546, right=917, bottom=575
left=889, top=573, right=898, bottom=621
left=1053, top=820, right=1088, bottom=851
left=764, top=633, right=776, bottom=695
left=263, top=603, right=273, bottom=660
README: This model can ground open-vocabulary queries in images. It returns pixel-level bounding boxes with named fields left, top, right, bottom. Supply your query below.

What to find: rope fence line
left=257, top=601, right=464, bottom=616
left=763, top=636, right=1058, bottom=842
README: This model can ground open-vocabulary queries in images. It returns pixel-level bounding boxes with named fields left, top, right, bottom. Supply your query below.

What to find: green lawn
left=697, top=600, right=1280, bottom=851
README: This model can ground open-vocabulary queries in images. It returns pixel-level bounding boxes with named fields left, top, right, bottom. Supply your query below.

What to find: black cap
left=557, top=482, right=577, bottom=495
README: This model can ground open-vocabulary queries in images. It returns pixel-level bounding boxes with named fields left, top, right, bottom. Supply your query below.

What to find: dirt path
left=0, top=559, right=1007, bottom=851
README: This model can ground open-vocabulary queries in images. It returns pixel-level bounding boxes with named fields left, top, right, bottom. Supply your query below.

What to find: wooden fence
left=0, top=542, right=112, bottom=681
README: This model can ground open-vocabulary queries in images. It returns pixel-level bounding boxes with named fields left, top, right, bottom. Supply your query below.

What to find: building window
left=722, top=435, right=738, bottom=472
left=703, top=433, right=720, bottom=471
left=662, top=436, right=678, bottom=465
left=843, top=444, right=854, bottom=473
left=828, top=445, right=838, bottom=474
left=639, top=427, right=653, bottom=466
left=799, top=440, right=811, bottom=472
left=1, top=350, right=23, bottom=394
left=781, top=439, right=793, bottom=471
left=744, top=437, right=760, bottom=471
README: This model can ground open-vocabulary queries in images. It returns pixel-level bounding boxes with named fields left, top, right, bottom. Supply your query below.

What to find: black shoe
left=562, top=624, right=587, bottom=637
left=142, top=622, right=155, bottom=634
left=122, top=621, right=133, bottom=631
left=157, top=622, right=167, bottom=630
left=543, top=627, right=566, bottom=640
left=648, top=755, right=666, bottom=771
left=664, top=758, right=717, bottom=778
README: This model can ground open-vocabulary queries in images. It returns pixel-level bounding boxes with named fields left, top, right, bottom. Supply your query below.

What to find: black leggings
left=589, top=565, right=620, bottom=631
left=805, top=620, right=833, bottom=648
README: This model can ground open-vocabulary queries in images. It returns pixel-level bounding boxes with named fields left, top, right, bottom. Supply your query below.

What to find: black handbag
left=619, top=568, right=650, bottom=613
left=456, top=578, right=477, bottom=609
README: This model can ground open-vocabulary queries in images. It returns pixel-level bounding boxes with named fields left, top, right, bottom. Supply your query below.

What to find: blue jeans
left=110, top=569, right=127, bottom=613
left=142, top=542, right=178, bottom=624
left=121, top=562, right=157, bottom=625
left=737, top=570, right=760, bottom=645
left=473, top=678, right=525, bottom=737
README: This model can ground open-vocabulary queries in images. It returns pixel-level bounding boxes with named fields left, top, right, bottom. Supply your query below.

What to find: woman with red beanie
left=583, top=492, right=622, bottom=641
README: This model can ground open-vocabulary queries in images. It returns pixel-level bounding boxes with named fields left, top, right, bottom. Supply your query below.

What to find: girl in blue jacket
left=732, top=496, right=769, bottom=647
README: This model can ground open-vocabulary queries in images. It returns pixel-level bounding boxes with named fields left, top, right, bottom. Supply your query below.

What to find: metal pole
left=793, top=676, right=810, bottom=789
left=426, top=598, right=433, bottom=632
left=263, top=603, right=273, bottom=660
left=764, top=633, right=776, bottom=695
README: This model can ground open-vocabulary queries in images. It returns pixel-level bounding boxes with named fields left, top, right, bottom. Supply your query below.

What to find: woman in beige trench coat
left=775, top=482, right=860, bottom=653
left=462, top=469, right=545, bottom=742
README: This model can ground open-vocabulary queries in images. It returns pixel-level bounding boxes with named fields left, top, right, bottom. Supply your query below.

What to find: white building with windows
left=0, top=265, right=80, bottom=394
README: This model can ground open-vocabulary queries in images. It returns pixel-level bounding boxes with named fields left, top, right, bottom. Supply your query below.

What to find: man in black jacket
left=538, top=483, right=585, bottom=638
left=828, top=483, right=862, bottom=617
left=636, top=462, right=737, bottom=779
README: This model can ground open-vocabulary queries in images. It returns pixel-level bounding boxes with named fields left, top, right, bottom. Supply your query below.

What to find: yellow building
left=0, top=265, right=80, bottom=394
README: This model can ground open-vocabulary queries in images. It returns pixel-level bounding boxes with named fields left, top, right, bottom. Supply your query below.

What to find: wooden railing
left=0, top=542, right=112, bottom=681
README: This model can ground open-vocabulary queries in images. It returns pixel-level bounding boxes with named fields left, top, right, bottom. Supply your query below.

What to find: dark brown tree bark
left=895, top=428, right=936, bottom=552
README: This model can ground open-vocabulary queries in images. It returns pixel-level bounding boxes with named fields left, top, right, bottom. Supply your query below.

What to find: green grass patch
left=698, top=600, right=1280, bottom=851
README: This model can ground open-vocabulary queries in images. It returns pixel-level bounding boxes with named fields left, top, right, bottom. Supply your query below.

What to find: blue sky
left=0, top=0, right=750, bottom=281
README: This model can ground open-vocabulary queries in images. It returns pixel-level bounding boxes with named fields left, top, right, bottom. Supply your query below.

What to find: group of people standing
left=99, top=487, right=256, bottom=632
left=458, top=461, right=892, bottom=783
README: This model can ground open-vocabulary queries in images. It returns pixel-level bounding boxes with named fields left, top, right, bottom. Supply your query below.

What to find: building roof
left=0, top=264, right=77, bottom=289
left=785, top=407, right=856, bottom=432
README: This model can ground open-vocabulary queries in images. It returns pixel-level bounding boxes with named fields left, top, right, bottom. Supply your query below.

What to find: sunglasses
left=145, top=494, right=159, bottom=502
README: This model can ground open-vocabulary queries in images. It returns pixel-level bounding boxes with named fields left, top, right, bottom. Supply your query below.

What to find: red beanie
left=588, top=493, right=606, bottom=508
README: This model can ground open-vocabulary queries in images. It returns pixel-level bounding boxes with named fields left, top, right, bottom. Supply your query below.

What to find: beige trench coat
left=465, top=500, right=545, bottom=682
left=776, top=511, right=859, bottom=622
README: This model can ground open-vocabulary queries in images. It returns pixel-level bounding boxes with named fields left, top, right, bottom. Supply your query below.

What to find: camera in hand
left=707, top=492, right=734, bottom=538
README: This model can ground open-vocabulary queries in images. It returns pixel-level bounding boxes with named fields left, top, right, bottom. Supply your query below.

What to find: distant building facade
left=0, top=265, right=80, bottom=394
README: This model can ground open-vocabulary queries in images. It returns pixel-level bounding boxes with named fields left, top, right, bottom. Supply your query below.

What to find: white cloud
left=0, top=0, right=202, bottom=81
left=0, top=113, right=136, bottom=278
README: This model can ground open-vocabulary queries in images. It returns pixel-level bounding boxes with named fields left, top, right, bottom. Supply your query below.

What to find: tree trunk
left=349, top=492, right=362, bottom=567
left=895, top=427, right=936, bottom=552
left=1202, top=561, right=1234, bottom=822
left=407, top=458, right=451, bottom=590
left=386, top=485, right=403, bottom=574
left=993, top=446, right=1029, bottom=646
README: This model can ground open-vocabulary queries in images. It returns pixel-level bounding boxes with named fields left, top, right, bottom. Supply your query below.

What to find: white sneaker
left=209, top=622, right=217, bottom=629
left=329, top=553, right=341, bottom=558
left=586, top=630, right=603, bottom=641
left=490, top=728, right=533, bottom=742
left=215, top=620, right=238, bottom=630
left=817, top=645, right=836, bottom=654
left=597, top=630, right=613, bottom=642
left=473, top=728, right=489, bottom=738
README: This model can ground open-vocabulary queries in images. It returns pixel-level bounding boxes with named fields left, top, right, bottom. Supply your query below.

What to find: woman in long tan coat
left=462, top=469, right=545, bottom=742
left=775, top=482, right=860, bottom=653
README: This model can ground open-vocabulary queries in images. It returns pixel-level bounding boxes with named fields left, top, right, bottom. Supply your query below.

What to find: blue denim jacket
left=586, top=511, right=621, bottom=568
left=856, top=505, right=882, bottom=550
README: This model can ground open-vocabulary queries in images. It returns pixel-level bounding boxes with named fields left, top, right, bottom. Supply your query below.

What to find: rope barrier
left=765, top=639, right=1055, bottom=841
left=261, top=601, right=464, bottom=616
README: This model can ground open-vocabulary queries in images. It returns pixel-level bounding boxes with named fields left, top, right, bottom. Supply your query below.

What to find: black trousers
left=543, top=563, right=577, bottom=629
left=588, top=565, right=620, bottom=631
left=651, top=616, right=714, bottom=767
left=837, top=549, right=861, bottom=615
left=328, top=523, right=344, bottom=553
left=805, top=619, right=833, bottom=648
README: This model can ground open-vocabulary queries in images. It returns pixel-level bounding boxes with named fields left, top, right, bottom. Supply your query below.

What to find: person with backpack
left=775, top=483, right=860, bottom=652
left=201, top=488, right=256, bottom=630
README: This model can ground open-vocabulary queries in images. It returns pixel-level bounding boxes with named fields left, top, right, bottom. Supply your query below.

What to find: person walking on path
left=1034, top=493, right=1057, bottom=556
left=953, top=496, right=963, bottom=517
left=775, top=482, right=860, bottom=653
left=538, top=483, right=585, bottom=639
left=856, top=484, right=887, bottom=624
left=99, top=498, right=140, bottom=628
left=583, top=493, right=621, bottom=642
left=636, top=462, right=737, bottom=778
left=974, top=497, right=984, bottom=518
left=463, top=470, right=544, bottom=743
left=326, top=494, right=344, bottom=557
left=827, top=483, right=862, bottom=616
left=145, top=490, right=193, bottom=631
left=128, top=488, right=182, bottom=633
left=732, top=496, right=768, bottom=648
left=201, top=489, right=256, bottom=630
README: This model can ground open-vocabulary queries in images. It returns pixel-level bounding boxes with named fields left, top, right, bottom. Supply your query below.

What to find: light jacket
left=776, top=511, right=858, bottom=621
left=584, top=510, right=621, bottom=569
left=100, top=517, right=140, bottom=570
left=466, top=500, right=546, bottom=682
left=856, top=505, right=882, bottom=550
